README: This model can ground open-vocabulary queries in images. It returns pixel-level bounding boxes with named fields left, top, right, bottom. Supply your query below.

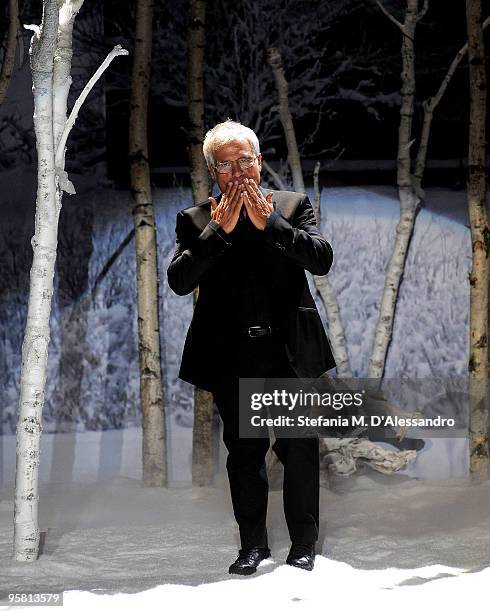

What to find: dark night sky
left=105, top=0, right=488, bottom=186
left=0, top=0, right=488, bottom=187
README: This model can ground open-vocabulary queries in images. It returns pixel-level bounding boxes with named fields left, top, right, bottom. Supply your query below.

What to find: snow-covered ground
left=2, top=470, right=490, bottom=611
left=0, top=183, right=482, bottom=610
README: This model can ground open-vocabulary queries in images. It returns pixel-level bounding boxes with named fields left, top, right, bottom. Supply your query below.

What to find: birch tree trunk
left=267, top=47, right=305, bottom=194
left=187, top=0, right=208, bottom=205
left=266, top=43, right=422, bottom=475
left=372, top=2, right=489, bottom=384
left=313, top=162, right=352, bottom=377
left=52, top=0, right=84, bottom=437
left=413, top=15, right=490, bottom=194
left=14, top=0, right=127, bottom=560
left=466, top=0, right=489, bottom=480
left=129, top=0, right=167, bottom=487
left=267, top=45, right=351, bottom=377
left=0, top=0, right=19, bottom=105
left=14, top=0, right=60, bottom=564
left=187, top=0, right=214, bottom=486
left=368, top=0, right=424, bottom=379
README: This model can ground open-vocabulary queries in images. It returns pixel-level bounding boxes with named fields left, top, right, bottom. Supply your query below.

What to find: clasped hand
left=209, top=179, right=273, bottom=233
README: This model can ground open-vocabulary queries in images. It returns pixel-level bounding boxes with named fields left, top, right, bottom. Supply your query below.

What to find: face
left=208, top=138, right=262, bottom=194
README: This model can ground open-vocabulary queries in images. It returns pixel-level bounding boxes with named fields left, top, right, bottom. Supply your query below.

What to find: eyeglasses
left=214, top=156, right=258, bottom=174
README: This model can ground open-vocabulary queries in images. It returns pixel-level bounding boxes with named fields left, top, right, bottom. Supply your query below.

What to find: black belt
left=241, top=324, right=276, bottom=338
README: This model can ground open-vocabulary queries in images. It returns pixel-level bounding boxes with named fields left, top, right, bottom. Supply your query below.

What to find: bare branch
left=413, top=14, right=490, bottom=188
left=375, top=0, right=404, bottom=31
left=55, top=45, right=128, bottom=170
left=262, top=159, right=287, bottom=190
left=416, top=0, right=429, bottom=21
left=90, top=229, right=135, bottom=302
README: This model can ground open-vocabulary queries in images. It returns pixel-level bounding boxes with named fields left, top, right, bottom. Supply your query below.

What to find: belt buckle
left=248, top=325, right=271, bottom=338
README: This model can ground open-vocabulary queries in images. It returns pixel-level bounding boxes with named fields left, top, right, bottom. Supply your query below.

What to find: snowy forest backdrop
left=0, top=0, right=487, bottom=482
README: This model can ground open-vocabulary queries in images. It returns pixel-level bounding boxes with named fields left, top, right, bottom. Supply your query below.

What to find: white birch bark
left=267, top=48, right=352, bottom=377
left=14, top=0, right=127, bottom=560
left=14, top=0, right=60, bottom=563
left=313, top=161, right=353, bottom=378
left=53, top=1, right=84, bottom=152
left=262, top=159, right=287, bottom=191
left=187, top=0, right=214, bottom=487
left=266, top=53, right=415, bottom=474
left=187, top=0, right=208, bottom=206
left=370, top=1, right=489, bottom=381
left=368, top=0, right=422, bottom=379
left=466, top=0, right=489, bottom=480
left=53, top=0, right=93, bottom=435
left=267, top=47, right=305, bottom=193
left=0, top=0, right=20, bottom=105
left=413, top=15, right=490, bottom=194
left=129, top=0, right=167, bottom=487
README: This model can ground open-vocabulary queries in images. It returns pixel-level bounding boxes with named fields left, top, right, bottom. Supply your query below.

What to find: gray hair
left=203, top=119, right=260, bottom=168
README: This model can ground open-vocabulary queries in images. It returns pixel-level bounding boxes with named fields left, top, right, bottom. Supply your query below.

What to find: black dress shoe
left=229, top=547, right=271, bottom=575
left=286, top=543, right=315, bottom=571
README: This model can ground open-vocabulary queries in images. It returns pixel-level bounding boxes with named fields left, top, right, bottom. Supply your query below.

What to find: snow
left=0, top=184, right=471, bottom=436
left=0, top=183, right=482, bottom=609
left=317, top=185, right=470, bottom=379
left=2, top=472, right=490, bottom=611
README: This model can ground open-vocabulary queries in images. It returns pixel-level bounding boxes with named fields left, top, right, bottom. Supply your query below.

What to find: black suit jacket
left=167, top=189, right=336, bottom=391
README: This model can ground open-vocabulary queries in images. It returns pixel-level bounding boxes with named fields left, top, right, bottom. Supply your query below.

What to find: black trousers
left=212, top=335, right=319, bottom=551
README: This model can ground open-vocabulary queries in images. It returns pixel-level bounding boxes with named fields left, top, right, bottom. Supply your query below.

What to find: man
left=167, top=120, right=336, bottom=575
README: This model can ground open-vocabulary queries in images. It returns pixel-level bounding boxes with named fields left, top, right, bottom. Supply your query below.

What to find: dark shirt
left=209, top=210, right=277, bottom=329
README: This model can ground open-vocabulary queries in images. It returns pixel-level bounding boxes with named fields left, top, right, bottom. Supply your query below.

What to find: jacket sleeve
left=167, top=211, right=232, bottom=296
left=262, top=195, right=333, bottom=275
